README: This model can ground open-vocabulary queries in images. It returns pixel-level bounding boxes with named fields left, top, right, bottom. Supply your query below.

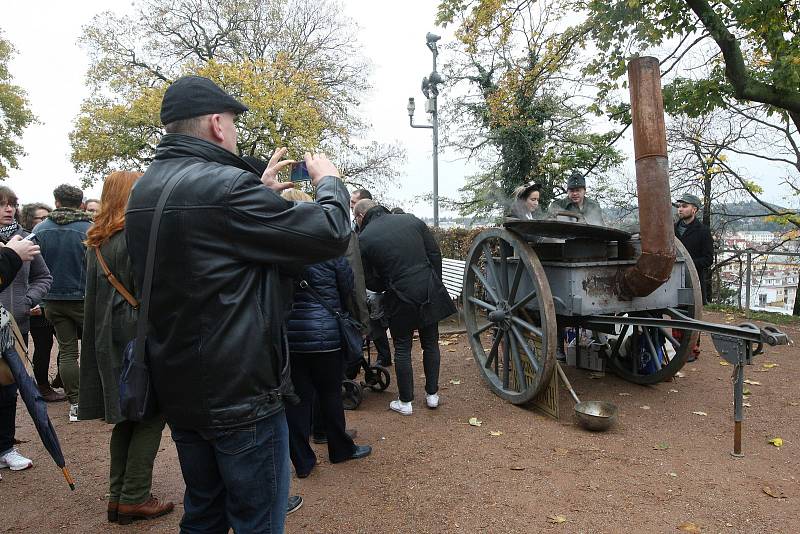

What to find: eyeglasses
left=0, top=201, right=18, bottom=209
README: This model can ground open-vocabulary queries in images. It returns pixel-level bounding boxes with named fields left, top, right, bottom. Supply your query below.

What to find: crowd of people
left=0, top=76, right=456, bottom=533
left=0, top=74, right=714, bottom=533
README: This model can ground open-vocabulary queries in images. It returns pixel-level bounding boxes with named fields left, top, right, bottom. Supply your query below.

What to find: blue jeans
left=171, top=410, right=290, bottom=534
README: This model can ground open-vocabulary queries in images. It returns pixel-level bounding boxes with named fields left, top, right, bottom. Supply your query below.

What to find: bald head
left=353, top=198, right=377, bottom=218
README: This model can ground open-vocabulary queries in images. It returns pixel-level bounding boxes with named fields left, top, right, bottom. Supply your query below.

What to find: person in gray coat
left=548, top=172, right=605, bottom=226
left=0, top=188, right=54, bottom=398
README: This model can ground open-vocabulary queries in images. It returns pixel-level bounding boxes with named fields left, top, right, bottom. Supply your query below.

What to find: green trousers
left=44, top=300, right=83, bottom=404
left=109, top=415, right=167, bottom=505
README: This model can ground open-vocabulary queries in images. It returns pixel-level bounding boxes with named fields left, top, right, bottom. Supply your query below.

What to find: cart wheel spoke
left=482, top=244, right=502, bottom=294
left=484, top=329, right=503, bottom=370
left=510, top=315, right=543, bottom=338
left=509, top=289, right=537, bottom=313
left=470, top=265, right=502, bottom=304
left=467, top=296, right=497, bottom=312
left=502, top=332, right=511, bottom=389
left=511, top=325, right=541, bottom=375
left=508, top=261, right=523, bottom=303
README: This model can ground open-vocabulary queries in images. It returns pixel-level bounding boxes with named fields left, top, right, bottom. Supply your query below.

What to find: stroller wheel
left=342, top=379, right=362, bottom=410
left=367, top=365, right=391, bottom=392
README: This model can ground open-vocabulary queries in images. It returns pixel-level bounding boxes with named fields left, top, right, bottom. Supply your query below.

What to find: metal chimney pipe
left=617, top=57, right=676, bottom=299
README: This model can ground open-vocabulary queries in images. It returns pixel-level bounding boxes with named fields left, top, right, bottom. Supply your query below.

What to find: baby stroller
left=341, top=292, right=391, bottom=409
left=342, top=337, right=391, bottom=410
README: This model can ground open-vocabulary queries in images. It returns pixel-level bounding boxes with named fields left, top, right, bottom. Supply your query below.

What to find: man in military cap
left=674, top=192, right=714, bottom=361
left=548, top=171, right=606, bottom=226
left=126, top=75, right=352, bottom=532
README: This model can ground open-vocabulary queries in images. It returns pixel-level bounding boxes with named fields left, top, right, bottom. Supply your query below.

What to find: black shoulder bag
left=299, top=279, right=365, bottom=376
left=119, top=166, right=196, bottom=421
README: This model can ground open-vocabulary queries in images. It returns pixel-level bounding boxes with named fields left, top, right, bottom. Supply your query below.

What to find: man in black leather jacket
left=126, top=76, right=351, bottom=533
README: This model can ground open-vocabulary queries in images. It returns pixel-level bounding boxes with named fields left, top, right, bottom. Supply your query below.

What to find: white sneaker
left=425, top=393, right=440, bottom=409
left=389, top=399, right=413, bottom=416
left=0, top=448, right=33, bottom=471
left=69, top=403, right=79, bottom=422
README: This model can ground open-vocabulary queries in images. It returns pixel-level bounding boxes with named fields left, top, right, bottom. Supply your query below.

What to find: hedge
left=430, top=226, right=490, bottom=260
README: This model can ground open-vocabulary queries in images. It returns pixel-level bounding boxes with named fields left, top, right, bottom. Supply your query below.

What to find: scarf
left=0, top=222, right=20, bottom=243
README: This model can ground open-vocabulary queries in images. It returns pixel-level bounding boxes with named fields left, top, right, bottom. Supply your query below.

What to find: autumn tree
left=0, top=30, right=36, bottom=179
left=71, top=0, right=403, bottom=189
left=438, top=0, right=623, bottom=219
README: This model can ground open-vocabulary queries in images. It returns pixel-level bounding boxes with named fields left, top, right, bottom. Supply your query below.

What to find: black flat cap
left=160, top=75, right=248, bottom=125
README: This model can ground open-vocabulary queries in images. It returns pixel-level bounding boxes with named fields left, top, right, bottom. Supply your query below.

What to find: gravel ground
left=2, top=311, right=798, bottom=533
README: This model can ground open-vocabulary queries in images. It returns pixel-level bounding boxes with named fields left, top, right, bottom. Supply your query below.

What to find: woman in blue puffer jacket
left=283, top=189, right=371, bottom=478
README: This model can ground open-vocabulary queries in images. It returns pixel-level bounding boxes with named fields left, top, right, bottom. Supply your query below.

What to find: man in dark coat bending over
left=674, top=192, right=714, bottom=361
left=126, top=76, right=351, bottom=533
left=353, top=199, right=456, bottom=416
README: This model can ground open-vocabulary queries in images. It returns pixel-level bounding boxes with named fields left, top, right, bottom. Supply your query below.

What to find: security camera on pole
left=407, top=32, right=444, bottom=227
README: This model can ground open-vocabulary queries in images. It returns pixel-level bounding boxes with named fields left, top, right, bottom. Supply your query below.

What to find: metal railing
left=714, top=248, right=800, bottom=315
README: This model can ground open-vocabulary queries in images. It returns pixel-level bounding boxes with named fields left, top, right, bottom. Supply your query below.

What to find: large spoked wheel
left=603, top=238, right=703, bottom=384
left=463, top=228, right=557, bottom=404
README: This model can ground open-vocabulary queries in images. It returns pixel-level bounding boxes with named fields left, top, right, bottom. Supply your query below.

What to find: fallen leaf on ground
left=547, top=515, right=567, bottom=524
left=692, top=411, right=707, bottom=416
left=744, top=379, right=761, bottom=386
left=790, top=402, right=799, bottom=407
left=589, top=372, right=604, bottom=379
left=553, top=447, right=569, bottom=455
left=640, top=405, right=651, bottom=410
left=449, top=379, right=461, bottom=385
left=447, top=349, right=456, bottom=353
left=510, top=466, right=525, bottom=471
left=654, top=442, right=670, bottom=450
left=743, top=387, right=751, bottom=396
left=767, top=437, right=783, bottom=448
left=618, top=392, right=631, bottom=396
left=669, top=389, right=679, bottom=393
left=743, top=402, right=752, bottom=407
left=468, top=417, right=482, bottom=427
left=719, top=360, right=730, bottom=366
left=677, top=521, right=702, bottom=533
left=763, top=486, right=786, bottom=499
left=439, top=341, right=451, bottom=346
left=675, top=371, right=686, bottom=378
left=668, top=472, right=677, bottom=477
left=762, top=363, right=779, bottom=369
left=489, top=430, right=503, bottom=436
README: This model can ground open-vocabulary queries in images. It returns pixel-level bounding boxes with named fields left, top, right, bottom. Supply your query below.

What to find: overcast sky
left=2, top=1, right=795, bottom=217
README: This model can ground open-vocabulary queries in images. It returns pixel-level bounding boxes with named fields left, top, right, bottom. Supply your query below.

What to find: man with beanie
left=548, top=171, right=605, bottom=226
left=126, top=75, right=351, bottom=532
left=674, top=192, right=714, bottom=361
left=34, top=184, right=92, bottom=421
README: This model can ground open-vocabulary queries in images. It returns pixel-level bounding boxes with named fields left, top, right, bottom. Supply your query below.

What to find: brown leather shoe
left=107, top=501, right=119, bottom=522
left=117, top=495, right=174, bottom=525
left=38, top=384, right=66, bottom=403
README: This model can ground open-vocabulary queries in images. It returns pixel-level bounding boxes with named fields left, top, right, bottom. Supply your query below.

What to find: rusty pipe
left=617, top=57, right=676, bottom=299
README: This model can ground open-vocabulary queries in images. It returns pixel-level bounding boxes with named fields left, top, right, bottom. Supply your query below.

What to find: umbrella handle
left=62, top=466, right=76, bottom=491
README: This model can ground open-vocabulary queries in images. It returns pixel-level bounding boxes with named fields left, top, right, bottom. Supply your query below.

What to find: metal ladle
left=555, top=362, right=619, bottom=432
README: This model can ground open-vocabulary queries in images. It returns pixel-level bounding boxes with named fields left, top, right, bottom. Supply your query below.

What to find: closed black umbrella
left=2, top=346, right=75, bottom=490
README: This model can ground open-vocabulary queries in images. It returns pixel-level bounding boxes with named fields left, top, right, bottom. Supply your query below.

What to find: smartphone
left=23, top=233, right=37, bottom=243
left=290, top=161, right=311, bottom=182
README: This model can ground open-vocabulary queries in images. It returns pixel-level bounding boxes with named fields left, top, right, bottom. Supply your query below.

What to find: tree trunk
left=794, top=271, right=800, bottom=316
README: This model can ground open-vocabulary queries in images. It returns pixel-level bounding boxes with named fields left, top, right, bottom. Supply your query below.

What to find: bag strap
left=299, top=279, right=342, bottom=319
left=95, top=247, right=139, bottom=309
left=133, top=164, right=200, bottom=363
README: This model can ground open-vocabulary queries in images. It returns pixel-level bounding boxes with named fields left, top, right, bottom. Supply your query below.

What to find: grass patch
left=705, top=304, right=800, bottom=325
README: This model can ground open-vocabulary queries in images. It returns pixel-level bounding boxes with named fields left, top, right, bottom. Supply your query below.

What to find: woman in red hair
left=79, top=171, right=174, bottom=525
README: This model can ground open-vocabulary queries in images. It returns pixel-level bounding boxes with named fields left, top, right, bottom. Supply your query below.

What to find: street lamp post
left=407, top=32, right=443, bottom=227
